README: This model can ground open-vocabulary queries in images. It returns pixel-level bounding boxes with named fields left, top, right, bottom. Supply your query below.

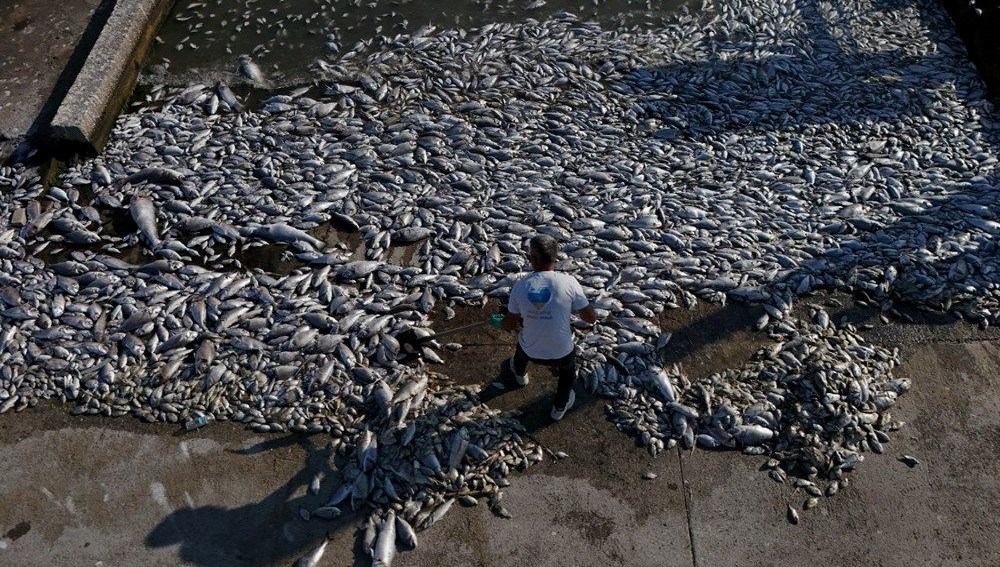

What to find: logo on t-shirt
left=526, top=280, right=552, bottom=310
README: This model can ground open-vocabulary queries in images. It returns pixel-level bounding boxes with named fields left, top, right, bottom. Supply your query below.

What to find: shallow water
left=144, top=0, right=691, bottom=85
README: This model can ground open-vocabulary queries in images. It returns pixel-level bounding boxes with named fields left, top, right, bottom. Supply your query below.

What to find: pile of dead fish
left=302, top=372, right=539, bottom=563
left=596, top=307, right=906, bottom=514
left=0, top=0, right=998, bottom=557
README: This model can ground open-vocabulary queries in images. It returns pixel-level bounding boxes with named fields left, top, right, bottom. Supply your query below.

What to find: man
left=501, top=234, right=598, bottom=420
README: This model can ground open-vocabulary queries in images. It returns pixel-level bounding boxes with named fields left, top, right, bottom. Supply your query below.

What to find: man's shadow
left=144, top=434, right=356, bottom=567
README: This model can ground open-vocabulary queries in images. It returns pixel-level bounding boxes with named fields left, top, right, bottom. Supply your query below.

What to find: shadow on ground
left=144, top=434, right=357, bottom=567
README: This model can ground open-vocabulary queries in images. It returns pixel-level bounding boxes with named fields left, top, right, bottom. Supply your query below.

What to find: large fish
left=129, top=194, right=161, bottom=249
left=372, top=510, right=396, bottom=566
left=126, top=167, right=185, bottom=187
left=237, top=54, right=268, bottom=87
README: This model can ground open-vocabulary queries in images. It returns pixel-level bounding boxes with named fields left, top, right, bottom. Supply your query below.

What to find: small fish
left=787, top=504, right=799, bottom=525
left=491, top=502, right=512, bottom=519
left=642, top=471, right=658, bottom=480
left=898, top=455, right=920, bottom=468
left=309, top=471, right=323, bottom=495
left=294, top=536, right=329, bottom=567
left=312, top=505, right=341, bottom=520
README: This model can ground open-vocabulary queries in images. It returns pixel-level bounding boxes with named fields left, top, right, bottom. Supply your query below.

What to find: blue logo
left=527, top=281, right=552, bottom=308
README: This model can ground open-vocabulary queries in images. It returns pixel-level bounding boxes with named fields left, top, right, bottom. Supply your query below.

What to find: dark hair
left=529, top=234, right=558, bottom=265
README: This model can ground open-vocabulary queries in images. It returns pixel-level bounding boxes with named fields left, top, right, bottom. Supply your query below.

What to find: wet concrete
left=1, top=297, right=996, bottom=566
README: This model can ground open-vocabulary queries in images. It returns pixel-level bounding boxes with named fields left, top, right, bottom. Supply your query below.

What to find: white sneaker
left=509, top=358, right=529, bottom=386
left=550, top=390, right=576, bottom=421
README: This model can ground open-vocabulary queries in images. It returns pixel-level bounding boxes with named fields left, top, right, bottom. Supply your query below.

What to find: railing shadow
left=616, top=0, right=999, bottom=324
left=621, top=0, right=985, bottom=139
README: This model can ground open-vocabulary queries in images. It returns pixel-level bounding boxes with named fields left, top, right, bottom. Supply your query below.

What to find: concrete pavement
left=1, top=299, right=997, bottom=566
left=0, top=0, right=108, bottom=161
left=682, top=339, right=1000, bottom=567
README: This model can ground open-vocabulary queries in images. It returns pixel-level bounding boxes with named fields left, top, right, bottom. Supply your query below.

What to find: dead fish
left=194, top=340, right=215, bottom=373
left=425, top=498, right=454, bottom=528
left=787, top=504, right=799, bottom=525
left=447, top=427, right=469, bottom=471
left=731, top=425, right=774, bottom=446
left=294, top=535, right=329, bottom=567
left=238, top=54, right=268, bottom=87
left=252, top=223, right=324, bottom=249
left=373, top=510, right=396, bottom=566
left=391, top=226, right=435, bottom=245
left=309, top=471, right=323, bottom=495
left=491, top=501, right=511, bottom=519
left=19, top=210, right=53, bottom=240
left=646, top=366, right=676, bottom=402
left=395, top=515, right=417, bottom=549
left=391, top=375, right=427, bottom=404
left=129, top=194, right=161, bottom=248
left=655, top=332, right=672, bottom=350
left=215, top=81, right=243, bottom=111
left=312, top=505, right=342, bottom=520
left=117, top=309, right=152, bottom=333
left=126, top=167, right=185, bottom=186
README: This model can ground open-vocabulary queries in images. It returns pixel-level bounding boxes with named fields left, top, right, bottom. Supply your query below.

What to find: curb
left=49, top=0, right=177, bottom=154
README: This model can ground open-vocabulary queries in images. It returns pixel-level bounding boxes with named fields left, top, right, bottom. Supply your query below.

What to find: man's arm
left=501, top=312, right=522, bottom=331
left=571, top=278, right=598, bottom=325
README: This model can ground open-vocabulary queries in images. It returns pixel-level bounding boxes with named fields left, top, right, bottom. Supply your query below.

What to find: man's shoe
left=550, top=390, right=576, bottom=421
left=509, top=358, right=529, bottom=386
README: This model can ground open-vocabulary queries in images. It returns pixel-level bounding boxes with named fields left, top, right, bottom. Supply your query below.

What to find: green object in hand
left=489, top=313, right=504, bottom=328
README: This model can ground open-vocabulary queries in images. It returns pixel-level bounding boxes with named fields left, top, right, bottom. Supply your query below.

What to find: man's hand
left=578, top=305, right=598, bottom=325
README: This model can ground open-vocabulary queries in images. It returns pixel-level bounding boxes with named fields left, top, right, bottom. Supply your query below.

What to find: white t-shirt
left=508, top=271, right=589, bottom=359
